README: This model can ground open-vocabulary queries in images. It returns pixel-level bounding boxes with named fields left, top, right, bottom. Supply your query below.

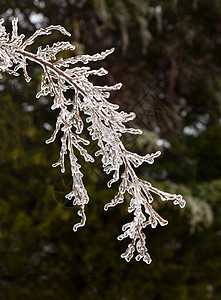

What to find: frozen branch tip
left=0, top=18, right=186, bottom=264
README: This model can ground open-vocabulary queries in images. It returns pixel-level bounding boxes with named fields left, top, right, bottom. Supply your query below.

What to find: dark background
left=0, top=0, right=221, bottom=299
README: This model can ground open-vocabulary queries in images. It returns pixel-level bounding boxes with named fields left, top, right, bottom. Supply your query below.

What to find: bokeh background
left=0, top=0, right=221, bottom=299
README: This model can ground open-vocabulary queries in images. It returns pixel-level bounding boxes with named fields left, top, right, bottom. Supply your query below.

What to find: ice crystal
left=0, top=18, right=186, bottom=264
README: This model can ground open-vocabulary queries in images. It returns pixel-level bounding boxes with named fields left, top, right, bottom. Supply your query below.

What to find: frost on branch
left=0, top=18, right=186, bottom=264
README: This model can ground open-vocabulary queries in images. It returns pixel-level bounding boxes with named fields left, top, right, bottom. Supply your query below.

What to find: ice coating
left=0, top=18, right=186, bottom=264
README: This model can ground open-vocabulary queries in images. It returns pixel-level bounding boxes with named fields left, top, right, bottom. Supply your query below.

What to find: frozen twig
left=0, top=18, right=186, bottom=264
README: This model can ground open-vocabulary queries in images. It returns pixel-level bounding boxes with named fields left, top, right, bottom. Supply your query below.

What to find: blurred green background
left=0, top=0, right=221, bottom=299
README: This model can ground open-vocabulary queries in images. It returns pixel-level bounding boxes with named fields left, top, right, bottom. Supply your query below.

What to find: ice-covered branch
left=0, top=18, right=186, bottom=264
